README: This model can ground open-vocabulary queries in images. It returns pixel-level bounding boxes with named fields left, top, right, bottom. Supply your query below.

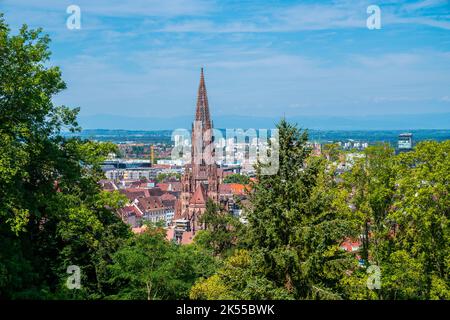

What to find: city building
left=102, top=158, right=182, bottom=180
left=398, top=133, right=413, bottom=151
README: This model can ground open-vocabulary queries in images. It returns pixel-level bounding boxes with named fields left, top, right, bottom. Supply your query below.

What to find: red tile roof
left=151, top=164, right=172, bottom=169
left=148, top=187, right=164, bottom=197
left=181, top=231, right=194, bottom=245
left=160, top=192, right=176, bottom=201
left=165, top=227, right=194, bottom=244
left=120, top=188, right=150, bottom=201
left=99, top=180, right=117, bottom=191
left=190, top=184, right=207, bottom=205
left=340, top=238, right=361, bottom=252
left=132, top=225, right=148, bottom=234
left=157, top=182, right=182, bottom=192
left=118, top=204, right=143, bottom=218
left=219, top=183, right=249, bottom=196
left=137, top=196, right=164, bottom=211
left=160, top=192, right=177, bottom=209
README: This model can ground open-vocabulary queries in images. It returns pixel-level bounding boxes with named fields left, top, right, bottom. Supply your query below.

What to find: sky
left=1, top=0, right=450, bottom=128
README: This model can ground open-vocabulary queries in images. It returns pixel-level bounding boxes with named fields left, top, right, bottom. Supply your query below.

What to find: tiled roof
left=130, top=181, right=142, bottom=188
left=165, top=227, right=194, bottom=245
left=162, top=199, right=176, bottom=209
left=161, top=192, right=177, bottom=208
left=219, top=183, right=249, bottom=196
left=148, top=187, right=164, bottom=197
left=119, top=188, right=149, bottom=201
left=137, top=196, right=164, bottom=211
left=99, top=180, right=117, bottom=191
left=119, top=204, right=143, bottom=218
left=181, top=231, right=194, bottom=245
left=340, top=238, right=361, bottom=252
left=132, top=225, right=148, bottom=234
left=157, top=182, right=183, bottom=192
left=190, top=184, right=207, bottom=205
left=160, top=192, right=177, bottom=201
left=157, top=183, right=170, bottom=191
left=219, top=184, right=232, bottom=194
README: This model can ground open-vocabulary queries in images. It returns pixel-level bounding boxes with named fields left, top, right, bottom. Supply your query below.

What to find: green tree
left=339, top=144, right=403, bottom=300
left=195, top=199, right=244, bottom=257
left=387, top=141, right=449, bottom=299
left=190, top=249, right=292, bottom=300
left=223, top=174, right=250, bottom=184
left=239, top=120, right=355, bottom=299
left=341, top=145, right=396, bottom=265
left=322, top=143, right=341, bottom=162
left=341, top=141, right=449, bottom=300
left=0, top=15, right=130, bottom=299
left=108, top=224, right=217, bottom=300
left=156, top=172, right=181, bottom=183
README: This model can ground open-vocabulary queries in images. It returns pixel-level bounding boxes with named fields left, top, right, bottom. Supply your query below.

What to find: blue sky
left=1, top=0, right=450, bottom=124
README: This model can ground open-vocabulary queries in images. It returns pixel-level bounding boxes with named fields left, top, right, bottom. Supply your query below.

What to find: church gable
left=189, top=184, right=207, bottom=206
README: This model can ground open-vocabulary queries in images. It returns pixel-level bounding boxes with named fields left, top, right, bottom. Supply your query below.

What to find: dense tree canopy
left=223, top=173, right=250, bottom=185
left=191, top=120, right=357, bottom=300
left=194, top=199, right=244, bottom=258
left=108, top=224, right=217, bottom=300
left=340, top=142, right=450, bottom=299
left=191, top=124, right=449, bottom=300
left=0, top=14, right=130, bottom=299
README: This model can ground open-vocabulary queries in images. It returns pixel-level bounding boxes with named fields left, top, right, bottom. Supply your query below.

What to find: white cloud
left=352, top=53, right=422, bottom=68
left=51, top=44, right=450, bottom=118
left=156, top=1, right=450, bottom=33
left=158, top=2, right=368, bottom=32
left=2, top=0, right=213, bottom=17
left=402, top=0, right=448, bottom=12
left=3, top=0, right=449, bottom=117
left=3, top=0, right=450, bottom=36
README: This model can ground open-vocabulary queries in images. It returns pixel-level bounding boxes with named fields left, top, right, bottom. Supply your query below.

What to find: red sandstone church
left=174, top=68, right=225, bottom=235
left=113, top=69, right=248, bottom=243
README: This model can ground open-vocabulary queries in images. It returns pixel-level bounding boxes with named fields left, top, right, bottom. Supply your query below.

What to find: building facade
left=398, top=133, right=413, bottom=151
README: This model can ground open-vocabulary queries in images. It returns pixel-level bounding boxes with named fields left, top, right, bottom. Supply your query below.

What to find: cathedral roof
left=189, top=183, right=207, bottom=205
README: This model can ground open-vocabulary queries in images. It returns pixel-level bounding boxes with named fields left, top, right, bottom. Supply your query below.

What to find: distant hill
left=78, top=113, right=450, bottom=131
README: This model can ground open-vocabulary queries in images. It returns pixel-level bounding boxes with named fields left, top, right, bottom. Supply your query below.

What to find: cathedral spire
left=195, top=68, right=211, bottom=129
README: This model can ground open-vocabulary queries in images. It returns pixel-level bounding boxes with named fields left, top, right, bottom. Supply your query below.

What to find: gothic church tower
left=176, top=68, right=221, bottom=230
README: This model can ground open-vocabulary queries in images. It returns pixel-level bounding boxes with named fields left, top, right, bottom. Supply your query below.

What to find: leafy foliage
left=340, top=142, right=450, bottom=299
left=0, top=15, right=130, bottom=299
left=108, top=224, right=217, bottom=300
left=194, top=199, right=244, bottom=258
left=190, top=249, right=293, bottom=300
left=223, top=173, right=250, bottom=184
left=156, top=172, right=181, bottom=183
left=192, top=120, right=356, bottom=299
